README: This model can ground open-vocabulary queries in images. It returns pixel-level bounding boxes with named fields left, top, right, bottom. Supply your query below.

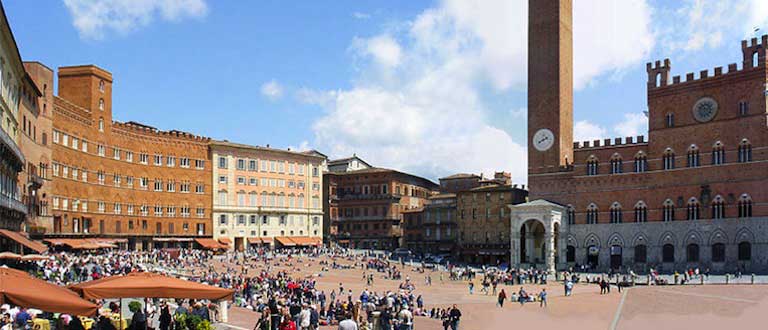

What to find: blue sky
left=5, top=0, right=768, bottom=183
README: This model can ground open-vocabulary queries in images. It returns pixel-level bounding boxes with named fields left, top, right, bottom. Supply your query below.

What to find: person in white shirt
left=338, top=312, right=358, bottom=330
left=299, top=303, right=311, bottom=330
left=397, top=306, right=413, bottom=330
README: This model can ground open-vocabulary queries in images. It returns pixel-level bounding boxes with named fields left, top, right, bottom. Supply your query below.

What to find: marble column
left=510, top=232, right=521, bottom=266
left=546, top=232, right=556, bottom=273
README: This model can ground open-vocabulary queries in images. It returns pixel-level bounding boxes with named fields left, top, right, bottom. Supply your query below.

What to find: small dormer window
left=99, top=98, right=104, bottom=110
left=99, top=80, right=105, bottom=92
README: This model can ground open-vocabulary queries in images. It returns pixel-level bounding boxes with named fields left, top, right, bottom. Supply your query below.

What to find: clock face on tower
left=533, top=128, right=555, bottom=152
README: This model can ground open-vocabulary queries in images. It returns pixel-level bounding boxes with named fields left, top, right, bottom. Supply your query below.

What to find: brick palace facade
left=518, top=0, right=768, bottom=273
left=327, top=167, right=438, bottom=250
left=49, top=65, right=212, bottom=250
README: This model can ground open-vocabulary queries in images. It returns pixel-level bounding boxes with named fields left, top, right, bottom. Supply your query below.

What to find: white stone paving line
left=609, top=288, right=629, bottom=330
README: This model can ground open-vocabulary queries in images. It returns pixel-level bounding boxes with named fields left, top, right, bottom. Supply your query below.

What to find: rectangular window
left=126, top=151, right=133, bottom=162
left=166, top=156, right=175, bottom=167
left=249, top=160, right=257, bottom=171
left=195, top=159, right=205, bottom=169
left=97, top=145, right=105, bottom=156
left=237, top=159, right=245, bottom=170
left=196, top=184, right=205, bottom=193
left=180, top=157, right=190, bottom=168
left=154, top=154, right=162, bottom=166
left=219, top=156, right=228, bottom=169
left=219, top=176, right=227, bottom=184
left=81, top=140, right=88, bottom=152
left=237, top=176, right=246, bottom=185
left=139, top=153, right=149, bottom=164
left=113, top=148, right=120, bottom=160
left=218, top=191, right=227, bottom=206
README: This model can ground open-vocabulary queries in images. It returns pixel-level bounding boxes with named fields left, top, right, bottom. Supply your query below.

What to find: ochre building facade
left=211, top=141, right=324, bottom=251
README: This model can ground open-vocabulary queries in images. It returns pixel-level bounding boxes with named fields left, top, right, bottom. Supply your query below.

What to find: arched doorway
left=520, top=219, right=546, bottom=265
left=610, top=245, right=622, bottom=270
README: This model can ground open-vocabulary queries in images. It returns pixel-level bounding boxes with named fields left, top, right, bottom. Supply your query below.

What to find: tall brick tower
left=58, top=65, right=113, bottom=135
left=527, top=0, right=573, bottom=176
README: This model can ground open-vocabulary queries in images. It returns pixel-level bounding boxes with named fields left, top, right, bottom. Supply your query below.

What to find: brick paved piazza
left=213, top=255, right=767, bottom=330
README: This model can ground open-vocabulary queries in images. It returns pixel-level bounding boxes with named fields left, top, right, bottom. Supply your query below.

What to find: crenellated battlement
left=573, top=135, right=646, bottom=149
left=647, top=35, right=767, bottom=90
left=646, top=58, right=671, bottom=88
left=112, top=121, right=211, bottom=142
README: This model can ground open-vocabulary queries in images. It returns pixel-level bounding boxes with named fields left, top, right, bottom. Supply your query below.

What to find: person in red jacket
left=278, top=312, right=297, bottom=330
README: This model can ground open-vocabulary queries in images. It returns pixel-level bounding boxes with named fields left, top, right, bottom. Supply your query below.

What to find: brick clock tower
left=527, top=0, right=573, bottom=177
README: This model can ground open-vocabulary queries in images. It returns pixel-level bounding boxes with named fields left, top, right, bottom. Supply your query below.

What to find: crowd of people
left=1, top=246, right=622, bottom=330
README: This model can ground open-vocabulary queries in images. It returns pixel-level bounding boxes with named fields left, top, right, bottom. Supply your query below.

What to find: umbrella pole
left=119, top=298, right=123, bottom=330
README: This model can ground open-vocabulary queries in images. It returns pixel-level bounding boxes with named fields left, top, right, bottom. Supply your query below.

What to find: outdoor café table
left=31, top=318, right=50, bottom=330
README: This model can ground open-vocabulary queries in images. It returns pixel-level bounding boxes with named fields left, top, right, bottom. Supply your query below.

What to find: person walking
left=448, top=305, right=461, bottom=330
left=538, top=288, right=548, bottom=308
left=159, top=302, right=172, bottom=330
left=497, top=289, right=507, bottom=308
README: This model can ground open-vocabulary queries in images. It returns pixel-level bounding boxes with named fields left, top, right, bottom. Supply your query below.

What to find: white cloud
left=311, top=0, right=656, bottom=182
left=353, top=35, right=403, bottom=68
left=260, top=80, right=284, bottom=101
left=574, top=120, right=608, bottom=143
left=572, top=1, right=654, bottom=88
left=574, top=113, right=648, bottom=143
left=613, top=113, right=647, bottom=138
left=63, top=0, right=208, bottom=40
left=352, top=12, right=371, bottom=20
left=659, top=0, right=768, bottom=54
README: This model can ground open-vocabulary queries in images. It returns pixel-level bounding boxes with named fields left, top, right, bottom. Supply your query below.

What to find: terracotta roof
left=439, top=173, right=480, bottom=180
left=469, top=184, right=519, bottom=192
left=429, top=193, right=456, bottom=199
left=329, top=167, right=439, bottom=189
left=209, top=140, right=326, bottom=160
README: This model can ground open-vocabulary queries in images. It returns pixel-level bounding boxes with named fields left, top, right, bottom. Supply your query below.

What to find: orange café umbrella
left=0, top=268, right=98, bottom=316
left=69, top=272, right=235, bottom=301
left=0, top=252, right=21, bottom=260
